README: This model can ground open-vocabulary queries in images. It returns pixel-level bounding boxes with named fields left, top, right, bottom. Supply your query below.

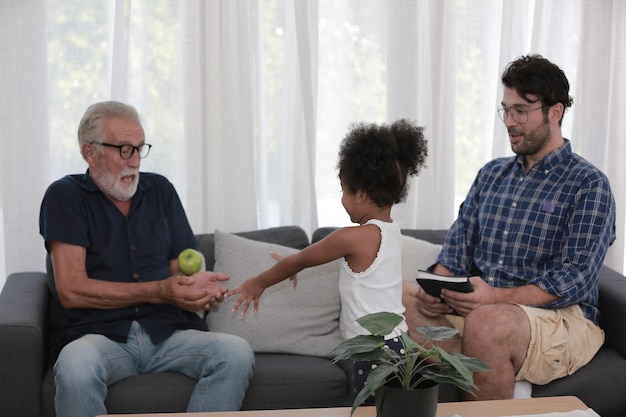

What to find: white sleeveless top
left=338, top=219, right=408, bottom=340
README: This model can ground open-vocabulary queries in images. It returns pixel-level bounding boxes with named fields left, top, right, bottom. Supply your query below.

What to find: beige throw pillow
left=401, top=235, right=443, bottom=281
left=206, top=230, right=343, bottom=357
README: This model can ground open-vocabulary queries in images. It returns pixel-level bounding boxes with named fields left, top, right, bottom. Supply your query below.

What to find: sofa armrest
left=0, top=272, right=49, bottom=417
left=598, top=265, right=626, bottom=357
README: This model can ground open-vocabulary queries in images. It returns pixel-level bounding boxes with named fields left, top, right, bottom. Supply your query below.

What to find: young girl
left=227, top=119, right=428, bottom=398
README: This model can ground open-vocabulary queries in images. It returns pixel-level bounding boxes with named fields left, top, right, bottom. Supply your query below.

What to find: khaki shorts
left=445, top=304, right=604, bottom=385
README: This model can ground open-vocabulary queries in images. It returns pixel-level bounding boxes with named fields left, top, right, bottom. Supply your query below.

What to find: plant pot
left=375, top=380, right=438, bottom=417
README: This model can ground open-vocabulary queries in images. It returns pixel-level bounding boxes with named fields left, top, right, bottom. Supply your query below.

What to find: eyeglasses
left=497, top=105, right=545, bottom=124
left=90, top=141, right=152, bottom=159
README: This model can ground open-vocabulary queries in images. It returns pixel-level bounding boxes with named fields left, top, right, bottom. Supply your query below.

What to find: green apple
left=178, top=248, right=203, bottom=275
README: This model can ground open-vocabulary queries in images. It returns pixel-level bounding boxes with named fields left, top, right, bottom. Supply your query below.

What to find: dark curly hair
left=501, top=54, right=573, bottom=126
left=337, top=119, right=428, bottom=207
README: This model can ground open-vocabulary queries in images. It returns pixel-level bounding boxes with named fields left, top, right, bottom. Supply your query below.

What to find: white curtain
left=1, top=0, right=624, bottom=291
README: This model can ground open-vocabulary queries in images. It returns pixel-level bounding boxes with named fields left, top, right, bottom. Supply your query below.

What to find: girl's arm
left=226, top=226, right=365, bottom=314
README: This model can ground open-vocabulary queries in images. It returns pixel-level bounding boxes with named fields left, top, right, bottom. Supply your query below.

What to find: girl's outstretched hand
left=226, top=278, right=266, bottom=315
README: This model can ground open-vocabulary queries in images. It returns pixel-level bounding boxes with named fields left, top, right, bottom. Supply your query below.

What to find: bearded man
left=39, top=101, right=254, bottom=417
left=402, top=54, right=616, bottom=400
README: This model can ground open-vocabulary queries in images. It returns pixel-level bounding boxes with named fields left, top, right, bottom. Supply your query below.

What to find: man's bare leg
left=402, top=282, right=531, bottom=399
left=402, top=281, right=461, bottom=353
left=461, top=303, right=531, bottom=400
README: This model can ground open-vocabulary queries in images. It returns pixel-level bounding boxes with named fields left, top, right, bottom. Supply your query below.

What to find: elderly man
left=39, top=101, right=254, bottom=417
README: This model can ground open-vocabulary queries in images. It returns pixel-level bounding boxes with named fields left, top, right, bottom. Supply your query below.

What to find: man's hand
left=159, top=272, right=230, bottom=312
left=441, top=276, right=493, bottom=316
left=412, top=281, right=454, bottom=317
left=188, top=271, right=230, bottom=309
left=441, top=277, right=559, bottom=315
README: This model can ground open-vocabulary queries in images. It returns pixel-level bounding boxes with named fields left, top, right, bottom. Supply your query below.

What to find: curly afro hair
left=337, top=119, right=428, bottom=207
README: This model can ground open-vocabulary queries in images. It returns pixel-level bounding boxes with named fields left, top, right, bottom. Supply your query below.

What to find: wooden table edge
left=101, top=395, right=590, bottom=417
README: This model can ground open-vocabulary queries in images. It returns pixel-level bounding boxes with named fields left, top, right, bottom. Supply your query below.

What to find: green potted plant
left=331, top=311, right=490, bottom=416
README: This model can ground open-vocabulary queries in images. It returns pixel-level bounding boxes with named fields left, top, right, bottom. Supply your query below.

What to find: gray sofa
left=1, top=226, right=626, bottom=417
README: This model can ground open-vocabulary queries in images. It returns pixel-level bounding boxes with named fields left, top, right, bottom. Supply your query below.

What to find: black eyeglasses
left=497, top=105, right=545, bottom=124
left=90, top=141, right=152, bottom=159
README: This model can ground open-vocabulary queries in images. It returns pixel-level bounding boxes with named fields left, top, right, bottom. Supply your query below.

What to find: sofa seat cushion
left=207, top=230, right=343, bottom=357
left=42, top=367, right=195, bottom=417
left=105, top=373, right=195, bottom=413
left=242, top=353, right=352, bottom=410
left=532, top=346, right=626, bottom=417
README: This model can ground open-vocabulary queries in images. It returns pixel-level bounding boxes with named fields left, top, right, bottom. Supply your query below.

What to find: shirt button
left=130, top=245, right=136, bottom=251
left=498, top=260, right=504, bottom=265
left=544, top=170, right=549, bottom=174
left=512, top=202, right=517, bottom=208
left=132, top=273, right=139, bottom=281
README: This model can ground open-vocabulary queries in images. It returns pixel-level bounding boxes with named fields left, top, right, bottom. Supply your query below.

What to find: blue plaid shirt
left=438, top=140, right=616, bottom=324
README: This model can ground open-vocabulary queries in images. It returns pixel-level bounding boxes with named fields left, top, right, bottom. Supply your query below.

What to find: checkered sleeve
left=529, top=172, right=616, bottom=310
left=437, top=166, right=487, bottom=276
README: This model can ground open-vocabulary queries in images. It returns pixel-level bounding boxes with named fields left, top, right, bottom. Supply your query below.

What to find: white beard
left=92, top=160, right=139, bottom=202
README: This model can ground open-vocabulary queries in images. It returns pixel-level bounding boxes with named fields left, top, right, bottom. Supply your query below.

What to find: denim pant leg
left=54, top=333, right=139, bottom=417
left=147, top=329, right=255, bottom=411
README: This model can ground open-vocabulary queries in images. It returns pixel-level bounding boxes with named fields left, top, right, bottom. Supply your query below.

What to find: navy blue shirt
left=39, top=170, right=207, bottom=348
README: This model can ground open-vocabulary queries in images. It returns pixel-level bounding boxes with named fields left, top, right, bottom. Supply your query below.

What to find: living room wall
left=0, top=0, right=624, bottom=289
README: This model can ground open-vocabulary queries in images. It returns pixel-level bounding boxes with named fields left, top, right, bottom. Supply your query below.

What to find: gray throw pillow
left=206, top=230, right=343, bottom=357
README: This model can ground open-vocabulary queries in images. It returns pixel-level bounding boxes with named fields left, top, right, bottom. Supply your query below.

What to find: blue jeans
left=54, top=321, right=254, bottom=417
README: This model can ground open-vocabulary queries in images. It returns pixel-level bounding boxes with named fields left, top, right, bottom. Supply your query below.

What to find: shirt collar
left=79, top=169, right=100, bottom=192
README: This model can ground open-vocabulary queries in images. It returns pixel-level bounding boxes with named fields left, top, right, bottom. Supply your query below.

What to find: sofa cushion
left=532, top=346, right=626, bottom=417
left=41, top=367, right=196, bottom=417
left=241, top=353, right=352, bottom=410
left=207, top=230, right=343, bottom=357
left=196, top=226, right=311, bottom=272
left=401, top=235, right=443, bottom=281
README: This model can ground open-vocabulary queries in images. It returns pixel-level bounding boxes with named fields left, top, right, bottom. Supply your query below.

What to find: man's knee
left=55, top=340, right=105, bottom=385
left=215, top=334, right=255, bottom=373
left=463, top=304, right=530, bottom=365
left=55, top=334, right=134, bottom=386
left=464, top=304, right=528, bottom=341
left=191, top=332, right=254, bottom=378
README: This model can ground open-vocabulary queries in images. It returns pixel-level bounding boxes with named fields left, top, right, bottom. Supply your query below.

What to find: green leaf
left=356, top=312, right=403, bottom=336
left=399, top=331, right=419, bottom=351
left=422, top=369, right=477, bottom=394
left=330, top=335, right=384, bottom=362
left=437, top=348, right=491, bottom=374
left=352, top=385, right=375, bottom=415
left=415, top=325, right=460, bottom=341
left=437, top=349, right=474, bottom=381
left=366, top=362, right=400, bottom=389
left=349, top=350, right=388, bottom=362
